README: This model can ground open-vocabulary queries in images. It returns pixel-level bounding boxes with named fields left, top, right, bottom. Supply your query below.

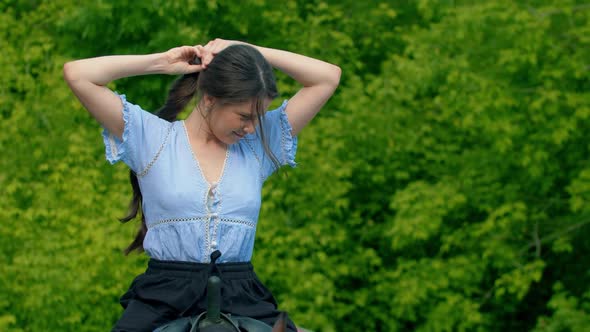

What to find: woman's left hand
left=201, top=38, right=244, bottom=68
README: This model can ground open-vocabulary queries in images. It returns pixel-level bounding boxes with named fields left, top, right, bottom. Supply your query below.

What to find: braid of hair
left=156, top=72, right=200, bottom=121
left=120, top=62, right=201, bottom=254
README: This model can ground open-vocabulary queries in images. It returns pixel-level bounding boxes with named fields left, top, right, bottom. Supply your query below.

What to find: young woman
left=63, top=38, right=340, bottom=332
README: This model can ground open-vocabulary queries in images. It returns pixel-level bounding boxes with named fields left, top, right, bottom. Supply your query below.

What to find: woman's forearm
left=63, top=46, right=202, bottom=140
left=251, top=45, right=341, bottom=88
left=200, top=39, right=340, bottom=88
left=63, top=53, right=168, bottom=86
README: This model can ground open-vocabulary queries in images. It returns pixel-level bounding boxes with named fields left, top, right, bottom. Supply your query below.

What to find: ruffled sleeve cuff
left=277, top=100, right=298, bottom=167
left=101, top=93, right=133, bottom=165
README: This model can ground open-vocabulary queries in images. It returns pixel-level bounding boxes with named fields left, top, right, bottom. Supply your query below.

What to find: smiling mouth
left=233, top=131, right=245, bottom=138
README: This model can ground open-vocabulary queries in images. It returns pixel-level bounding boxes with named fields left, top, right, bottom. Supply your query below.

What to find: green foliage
left=534, top=283, right=590, bottom=332
left=2, top=0, right=590, bottom=331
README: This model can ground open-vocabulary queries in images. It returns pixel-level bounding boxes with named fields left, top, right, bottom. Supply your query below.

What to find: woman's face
left=207, top=98, right=272, bottom=145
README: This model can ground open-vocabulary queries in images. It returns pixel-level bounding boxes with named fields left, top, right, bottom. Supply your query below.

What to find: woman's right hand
left=160, top=45, right=207, bottom=75
left=201, top=38, right=244, bottom=68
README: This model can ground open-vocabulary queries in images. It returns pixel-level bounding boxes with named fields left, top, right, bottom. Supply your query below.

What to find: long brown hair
left=120, top=44, right=280, bottom=254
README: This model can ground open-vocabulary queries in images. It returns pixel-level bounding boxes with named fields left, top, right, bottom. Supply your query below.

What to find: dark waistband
left=147, top=258, right=256, bottom=280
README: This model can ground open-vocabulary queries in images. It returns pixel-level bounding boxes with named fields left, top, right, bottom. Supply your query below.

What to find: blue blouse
left=102, top=94, right=297, bottom=263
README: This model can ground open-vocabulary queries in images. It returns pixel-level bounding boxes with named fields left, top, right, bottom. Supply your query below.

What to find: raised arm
left=202, top=39, right=341, bottom=136
left=63, top=46, right=205, bottom=139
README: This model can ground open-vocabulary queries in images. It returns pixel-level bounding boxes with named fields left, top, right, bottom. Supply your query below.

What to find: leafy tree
left=1, top=1, right=589, bottom=331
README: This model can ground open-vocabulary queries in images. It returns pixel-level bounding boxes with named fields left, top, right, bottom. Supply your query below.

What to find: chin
left=230, top=132, right=245, bottom=143
left=223, top=136, right=239, bottom=145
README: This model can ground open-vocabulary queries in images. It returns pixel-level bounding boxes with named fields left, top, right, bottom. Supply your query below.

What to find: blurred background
left=1, top=0, right=590, bottom=331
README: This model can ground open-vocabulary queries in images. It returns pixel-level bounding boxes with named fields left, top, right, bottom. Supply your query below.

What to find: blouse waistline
left=147, top=216, right=256, bottom=229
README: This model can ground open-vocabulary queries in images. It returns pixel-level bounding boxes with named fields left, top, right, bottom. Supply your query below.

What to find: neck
left=185, top=106, right=225, bottom=146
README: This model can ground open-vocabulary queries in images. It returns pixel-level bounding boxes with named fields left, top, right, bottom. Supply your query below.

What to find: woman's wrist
left=146, top=52, right=172, bottom=75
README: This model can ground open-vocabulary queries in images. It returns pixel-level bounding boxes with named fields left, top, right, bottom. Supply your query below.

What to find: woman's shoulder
left=101, top=93, right=176, bottom=173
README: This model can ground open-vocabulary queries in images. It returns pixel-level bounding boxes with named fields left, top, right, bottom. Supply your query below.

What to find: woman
left=63, top=38, right=340, bottom=332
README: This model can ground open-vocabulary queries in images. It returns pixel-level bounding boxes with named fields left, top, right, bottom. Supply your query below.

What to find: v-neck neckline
left=181, top=120, right=230, bottom=188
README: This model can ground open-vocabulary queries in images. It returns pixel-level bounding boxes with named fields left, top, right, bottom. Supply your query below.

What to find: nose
left=243, top=122, right=254, bottom=134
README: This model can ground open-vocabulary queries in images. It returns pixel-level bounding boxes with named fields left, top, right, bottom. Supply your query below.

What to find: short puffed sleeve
left=101, top=93, right=172, bottom=174
left=258, top=100, right=298, bottom=179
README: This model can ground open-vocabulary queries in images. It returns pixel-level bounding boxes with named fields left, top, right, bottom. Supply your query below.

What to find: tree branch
left=534, top=221, right=541, bottom=257
left=519, top=219, right=590, bottom=255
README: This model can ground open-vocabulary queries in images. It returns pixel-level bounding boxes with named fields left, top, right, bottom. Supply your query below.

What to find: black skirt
left=112, top=251, right=297, bottom=332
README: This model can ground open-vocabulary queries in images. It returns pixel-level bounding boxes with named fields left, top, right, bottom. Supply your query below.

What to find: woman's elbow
left=326, top=64, right=342, bottom=90
left=329, top=64, right=342, bottom=88
left=63, top=60, right=89, bottom=85
left=63, top=61, right=78, bottom=83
